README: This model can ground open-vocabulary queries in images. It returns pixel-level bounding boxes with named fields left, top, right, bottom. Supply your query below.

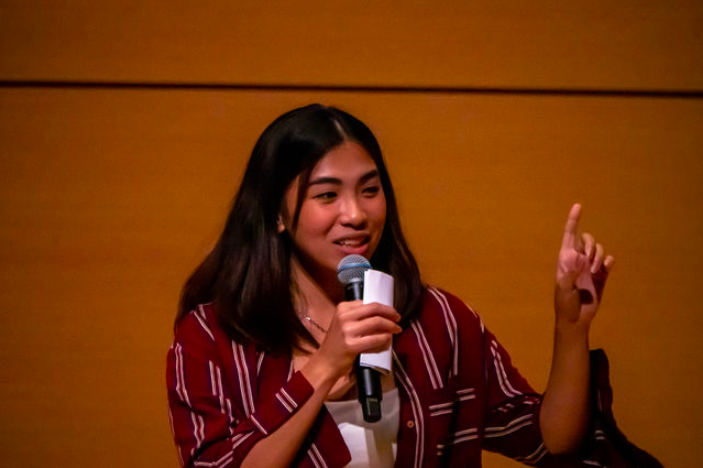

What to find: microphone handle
left=344, top=281, right=364, bottom=302
left=345, top=280, right=383, bottom=423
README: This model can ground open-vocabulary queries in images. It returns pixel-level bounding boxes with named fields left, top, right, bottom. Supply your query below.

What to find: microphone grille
left=337, top=255, right=372, bottom=285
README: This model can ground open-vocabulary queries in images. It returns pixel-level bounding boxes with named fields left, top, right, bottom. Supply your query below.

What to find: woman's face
left=281, top=141, right=387, bottom=281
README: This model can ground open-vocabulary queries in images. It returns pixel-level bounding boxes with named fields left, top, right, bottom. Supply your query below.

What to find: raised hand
left=554, top=204, right=614, bottom=329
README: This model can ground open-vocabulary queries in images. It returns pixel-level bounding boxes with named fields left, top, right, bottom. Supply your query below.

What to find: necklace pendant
left=300, top=313, right=328, bottom=333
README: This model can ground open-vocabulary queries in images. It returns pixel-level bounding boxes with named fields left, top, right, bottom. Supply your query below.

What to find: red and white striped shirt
left=167, top=287, right=550, bottom=467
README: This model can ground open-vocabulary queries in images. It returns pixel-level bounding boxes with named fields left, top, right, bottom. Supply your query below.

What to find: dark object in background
left=542, top=349, right=664, bottom=467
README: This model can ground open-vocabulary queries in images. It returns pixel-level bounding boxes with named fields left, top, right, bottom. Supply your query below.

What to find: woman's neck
left=291, top=257, right=341, bottom=326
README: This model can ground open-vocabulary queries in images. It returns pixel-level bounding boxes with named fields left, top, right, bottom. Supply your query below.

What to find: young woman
left=167, top=104, right=614, bottom=468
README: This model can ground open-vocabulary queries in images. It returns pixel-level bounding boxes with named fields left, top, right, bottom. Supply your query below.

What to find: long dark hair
left=177, top=104, right=423, bottom=354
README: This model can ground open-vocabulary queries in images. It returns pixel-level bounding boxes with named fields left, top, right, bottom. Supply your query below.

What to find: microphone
left=337, top=255, right=383, bottom=423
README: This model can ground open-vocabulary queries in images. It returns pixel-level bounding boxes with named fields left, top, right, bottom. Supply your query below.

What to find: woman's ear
left=277, top=215, right=286, bottom=233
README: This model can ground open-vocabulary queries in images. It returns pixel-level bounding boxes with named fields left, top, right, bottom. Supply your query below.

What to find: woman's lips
left=335, top=236, right=370, bottom=255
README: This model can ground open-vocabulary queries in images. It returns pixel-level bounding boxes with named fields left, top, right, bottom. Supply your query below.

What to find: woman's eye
left=362, top=186, right=381, bottom=197
left=314, top=192, right=337, bottom=201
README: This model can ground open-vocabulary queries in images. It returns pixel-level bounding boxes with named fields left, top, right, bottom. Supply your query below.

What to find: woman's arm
left=239, top=356, right=337, bottom=468
left=240, top=301, right=402, bottom=468
left=169, top=302, right=400, bottom=468
left=539, top=204, right=614, bottom=454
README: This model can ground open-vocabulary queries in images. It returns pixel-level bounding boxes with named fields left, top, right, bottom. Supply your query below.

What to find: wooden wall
left=1, top=1, right=701, bottom=467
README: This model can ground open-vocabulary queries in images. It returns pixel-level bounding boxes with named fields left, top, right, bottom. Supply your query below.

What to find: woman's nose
left=339, top=196, right=367, bottom=226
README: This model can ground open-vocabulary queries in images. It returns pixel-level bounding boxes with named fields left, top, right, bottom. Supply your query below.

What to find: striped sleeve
left=481, top=328, right=549, bottom=465
left=247, top=371, right=313, bottom=436
left=166, top=313, right=314, bottom=468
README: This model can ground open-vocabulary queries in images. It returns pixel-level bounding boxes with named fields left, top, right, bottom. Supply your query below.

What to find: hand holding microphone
left=337, top=255, right=397, bottom=423
left=316, top=301, right=399, bottom=377
left=307, top=255, right=399, bottom=422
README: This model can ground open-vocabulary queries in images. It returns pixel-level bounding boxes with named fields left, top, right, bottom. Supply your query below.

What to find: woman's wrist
left=301, top=353, right=342, bottom=392
left=554, top=309, right=593, bottom=336
left=551, top=321, right=590, bottom=379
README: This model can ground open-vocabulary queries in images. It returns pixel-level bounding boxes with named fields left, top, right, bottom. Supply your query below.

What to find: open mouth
left=334, top=236, right=371, bottom=255
left=335, top=237, right=369, bottom=247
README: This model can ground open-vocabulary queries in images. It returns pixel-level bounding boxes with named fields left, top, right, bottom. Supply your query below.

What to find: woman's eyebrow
left=359, top=170, right=380, bottom=184
left=308, top=169, right=379, bottom=186
left=308, top=176, right=341, bottom=186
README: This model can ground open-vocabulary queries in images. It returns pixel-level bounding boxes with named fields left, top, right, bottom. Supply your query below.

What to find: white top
left=324, top=388, right=400, bottom=468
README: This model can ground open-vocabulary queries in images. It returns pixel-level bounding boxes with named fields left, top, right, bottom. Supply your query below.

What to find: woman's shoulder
left=173, top=302, right=221, bottom=347
left=420, top=286, right=485, bottom=332
left=398, top=286, right=487, bottom=377
left=173, top=303, right=260, bottom=355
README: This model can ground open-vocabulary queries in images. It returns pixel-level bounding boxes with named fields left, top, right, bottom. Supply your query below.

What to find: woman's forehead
left=309, top=141, right=378, bottom=180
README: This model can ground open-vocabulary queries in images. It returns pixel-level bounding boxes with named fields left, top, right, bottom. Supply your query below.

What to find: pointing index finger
left=561, top=203, right=582, bottom=249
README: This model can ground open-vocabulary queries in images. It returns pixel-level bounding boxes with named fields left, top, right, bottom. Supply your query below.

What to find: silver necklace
left=300, top=313, right=328, bottom=333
